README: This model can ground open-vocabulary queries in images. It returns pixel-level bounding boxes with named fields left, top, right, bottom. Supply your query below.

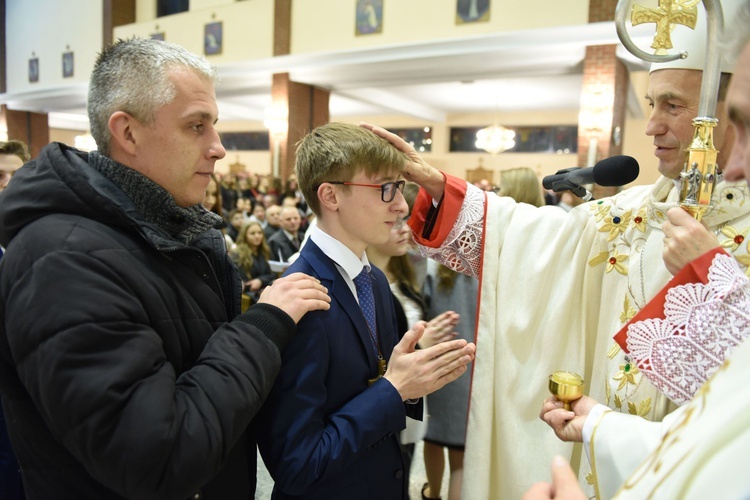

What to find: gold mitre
left=649, top=0, right=741, bottom=74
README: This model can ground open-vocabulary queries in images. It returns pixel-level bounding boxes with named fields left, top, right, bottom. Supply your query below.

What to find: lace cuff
left=626, top=253, right=750, bottom=405
left=418, top=183, right=485, bottom=278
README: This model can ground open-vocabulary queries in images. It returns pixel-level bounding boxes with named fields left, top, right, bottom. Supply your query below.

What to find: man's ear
left=317, top=183, right=340, bottom=213
left=108, top=111, right=138, bottom=156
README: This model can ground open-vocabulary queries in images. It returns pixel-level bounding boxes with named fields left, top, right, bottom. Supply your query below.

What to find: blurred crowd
left=202, top=171, right=311, bottom=306
left=212, top=169, right=558, bottom=311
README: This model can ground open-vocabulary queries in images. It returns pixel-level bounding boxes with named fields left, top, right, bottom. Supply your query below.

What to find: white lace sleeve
left=417, top=183, right=486, bottom=279
left=625, top=253, right=750, bottom=405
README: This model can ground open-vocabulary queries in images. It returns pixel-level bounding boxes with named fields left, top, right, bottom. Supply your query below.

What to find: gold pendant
left=368, top=357, right=387, bottom=386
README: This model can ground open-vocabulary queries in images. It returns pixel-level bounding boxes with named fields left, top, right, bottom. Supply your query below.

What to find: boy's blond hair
left=295, top=122, right=409, bottom=215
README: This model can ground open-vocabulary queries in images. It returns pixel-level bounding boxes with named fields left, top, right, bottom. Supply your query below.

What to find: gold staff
left=616, top=0, right=725, bottom=220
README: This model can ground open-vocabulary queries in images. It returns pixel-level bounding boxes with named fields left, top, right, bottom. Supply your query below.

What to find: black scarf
left=89, top=151, right=223, bottom=245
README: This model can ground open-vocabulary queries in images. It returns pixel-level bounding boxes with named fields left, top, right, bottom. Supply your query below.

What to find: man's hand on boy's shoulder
left=257, top=272, right=330, bottom=323
left=383, top=323, right=476, bottom=401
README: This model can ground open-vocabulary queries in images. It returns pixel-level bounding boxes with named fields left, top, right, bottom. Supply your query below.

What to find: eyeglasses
left=326, top=180, right=406, bottom=203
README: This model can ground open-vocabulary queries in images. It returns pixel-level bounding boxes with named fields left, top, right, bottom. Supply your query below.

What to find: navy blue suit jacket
left=255, top=240, right=422, bottom=499
left=267, top=231, right=301, bottom=263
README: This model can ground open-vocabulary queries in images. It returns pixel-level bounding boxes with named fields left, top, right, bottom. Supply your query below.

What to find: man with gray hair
left=530, top=3, right=750, bottom=497
left=366, top=0, right=747, bottom=497
left=0, top=37, right=330, bottom=499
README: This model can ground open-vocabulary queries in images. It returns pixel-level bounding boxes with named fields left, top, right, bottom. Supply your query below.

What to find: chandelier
left=475, top=124, right=516, bottom=155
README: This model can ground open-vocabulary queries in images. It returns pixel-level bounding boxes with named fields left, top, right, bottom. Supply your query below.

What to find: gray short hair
left=87, top=37, right=217, bottom=156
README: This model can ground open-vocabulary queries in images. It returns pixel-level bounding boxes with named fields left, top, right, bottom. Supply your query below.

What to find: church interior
left=2, top=1, right=748, bottom=499
left=1, top=0, right=664, bottom=190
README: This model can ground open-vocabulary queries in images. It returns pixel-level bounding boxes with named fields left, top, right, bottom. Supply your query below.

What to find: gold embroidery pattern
left=589, top=201, right=647, bottom=275
left=599, top=209, right=633, bottom=241
left=605, top=378, right=611, bottom=407
left=591, top=201, right=611, bottom=222
left=632, top=206, right=648, bottom=232
left=588, top=250, right=609, bottom=268
left=588, top=250, right=629, bottom=274
left=606, top=252, right=629, bottom=274
left=607, top=341, right=622, bottom=360
left=619, top=294, right=636, bottom=324
left=718, top=229, right=750, bottom=276
left=602, top=201, right=662, bottom=415
left=609, top=359, right=649, bottom=416
left=719, top=225, right=750, bottom=251
left=613, top=363, right=639, bottom=390
left=627, top=397, right=652, bottom=417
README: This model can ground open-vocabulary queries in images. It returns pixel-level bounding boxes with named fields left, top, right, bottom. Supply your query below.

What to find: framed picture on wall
left=456, top=0, right=490, bottom=24
left=28, top=57, right=39, bottom=83
left=150, top=32, right=165, bottom=41
left=204, top=21, right=223, bottom=55
left=355, top=0, right=383, bottom=36
left=62, top=51, right=74, bottom=78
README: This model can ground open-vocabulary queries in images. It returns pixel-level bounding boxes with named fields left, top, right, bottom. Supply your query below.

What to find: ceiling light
left=475, top=124, right=515, bottom=155
left=263, top=104, right=288, bottom=137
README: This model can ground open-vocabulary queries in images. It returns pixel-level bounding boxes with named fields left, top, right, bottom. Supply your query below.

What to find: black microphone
left=542, top=155, right=639, bottom=200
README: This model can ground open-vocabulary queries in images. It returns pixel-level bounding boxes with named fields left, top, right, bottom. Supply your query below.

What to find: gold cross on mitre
left=632, top=0, right=699, bottom=50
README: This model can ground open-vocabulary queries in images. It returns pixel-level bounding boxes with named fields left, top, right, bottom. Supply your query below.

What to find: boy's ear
left=317, top=183, right=340, bottom=212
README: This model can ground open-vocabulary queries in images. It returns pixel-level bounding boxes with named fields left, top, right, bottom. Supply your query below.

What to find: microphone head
left=592, top=155, right=639, bottom=187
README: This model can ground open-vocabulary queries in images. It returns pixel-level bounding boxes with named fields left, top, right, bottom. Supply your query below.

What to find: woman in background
left=497, top=167, right=545, bottom=207
left=420, top=262, right=477, bottom=500
left=402, top=182, right=428, bottom=287
left=202, top=173, right=224, bottom=217
left=231, top=221, right=275, bottom=307
left=203, top=173, right=233, bottom=251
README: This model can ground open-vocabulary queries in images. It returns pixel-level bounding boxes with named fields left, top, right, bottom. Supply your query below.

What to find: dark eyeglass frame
left=325, top=179, right=406, bottom=203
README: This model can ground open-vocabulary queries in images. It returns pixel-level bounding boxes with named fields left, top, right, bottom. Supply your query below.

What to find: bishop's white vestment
left=584, top=249, right=750, bottom=498
left=408, top=173, right=750, bottom=499
left=592, top=338, right=750, bottom=500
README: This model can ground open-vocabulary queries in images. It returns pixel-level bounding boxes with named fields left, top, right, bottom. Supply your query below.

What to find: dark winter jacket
left=0, top=143, right=295, bottom=499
